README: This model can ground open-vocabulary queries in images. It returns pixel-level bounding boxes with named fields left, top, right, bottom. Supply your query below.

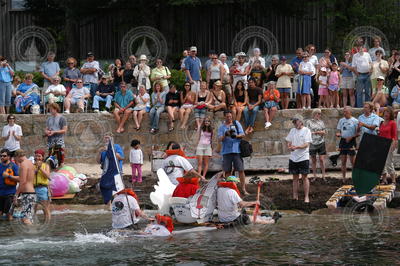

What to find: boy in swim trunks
left=14, top=149, right=36, bottom=225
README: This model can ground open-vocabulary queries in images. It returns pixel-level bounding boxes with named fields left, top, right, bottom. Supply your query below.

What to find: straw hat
left=139, top=55, right=148, bottom=62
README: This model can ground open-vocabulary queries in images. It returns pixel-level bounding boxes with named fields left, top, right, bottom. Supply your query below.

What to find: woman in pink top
left=328, top=63, right=341, bottom=108
left=196, top=118, right=213, bottom=178
left=379, top=107, right=397, bottom=184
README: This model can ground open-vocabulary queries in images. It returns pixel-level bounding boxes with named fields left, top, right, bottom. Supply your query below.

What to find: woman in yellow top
left=34, top=149, right=51, bottom=221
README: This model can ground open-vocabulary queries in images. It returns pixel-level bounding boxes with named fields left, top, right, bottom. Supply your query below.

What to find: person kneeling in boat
left=163, top=142, right=204, bottom=198
left=217, top=176, right=277, bottom=225
left=111, top=188, right=146, bottom=230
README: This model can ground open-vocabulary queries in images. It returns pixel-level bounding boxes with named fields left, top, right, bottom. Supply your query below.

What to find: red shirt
left=379, top=120, right=397, bottom=140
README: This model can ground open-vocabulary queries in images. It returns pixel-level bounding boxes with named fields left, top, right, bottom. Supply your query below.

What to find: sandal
left=169, top=127, right=174, bottom=132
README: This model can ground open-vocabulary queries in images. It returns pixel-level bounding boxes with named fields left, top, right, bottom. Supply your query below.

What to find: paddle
left=252, top=181, right=263, bottom=223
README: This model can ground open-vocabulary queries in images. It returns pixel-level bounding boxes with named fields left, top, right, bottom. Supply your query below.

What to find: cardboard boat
left=326, top=184, right=396, bottom=209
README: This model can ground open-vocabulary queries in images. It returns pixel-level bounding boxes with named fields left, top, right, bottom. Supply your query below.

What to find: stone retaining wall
left=2, top=108, right=397, bottom=171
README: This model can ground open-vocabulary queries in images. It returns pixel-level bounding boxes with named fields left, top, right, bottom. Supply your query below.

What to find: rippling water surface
left=0, top=206, right=399, bottom=265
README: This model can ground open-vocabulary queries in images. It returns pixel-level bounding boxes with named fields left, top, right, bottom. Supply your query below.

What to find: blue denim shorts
left=194, top=108, right=207, bottom=118
left=35, top=186, right=49, bottom=202
left=264, top=101, right=279, bottom=109
left=278, top=88, right=291, bottom=94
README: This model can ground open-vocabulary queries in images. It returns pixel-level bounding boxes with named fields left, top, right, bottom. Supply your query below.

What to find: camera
left=225, top=126, right=236, bottom=138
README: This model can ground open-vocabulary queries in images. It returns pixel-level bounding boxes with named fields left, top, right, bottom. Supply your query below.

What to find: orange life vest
left=116, top=188, right=139, bottom=203
left=155, top=214, right=174, bottom=232
left=217, top=182, right=241, bottom=197
left=165, top=149, right=196, bottom=159
left=172, top=177, right=200, bottom=198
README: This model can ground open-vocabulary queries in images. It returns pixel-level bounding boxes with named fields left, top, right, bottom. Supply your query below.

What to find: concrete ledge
left=152, top=153, right=400, bottom=172
left=0, top=108, right=390, bottom=168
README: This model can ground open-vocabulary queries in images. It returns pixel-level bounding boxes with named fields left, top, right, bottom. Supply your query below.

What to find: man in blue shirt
left=358, top=102, right=381, bottom=138
left=0, top=57, right=14, bottom=114
left=40, top=52, right=60, bottom=89
left=113, top=82, right=134, bottom=133
left=218, top=110, right=248, bottom=195
left=336, top=106, right=359, bottom=179
left=0, top=149, right=19, bottom=221
left=184, top=46, right=202, bottom=93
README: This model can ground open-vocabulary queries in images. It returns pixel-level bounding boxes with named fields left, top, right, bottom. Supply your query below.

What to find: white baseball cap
left=190, top=46, right=197, bottom=52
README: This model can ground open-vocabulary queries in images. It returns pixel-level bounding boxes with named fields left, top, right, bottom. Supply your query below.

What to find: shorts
left=181, top=104, right=193, bottom=109
left=196, top=144, right=212, bottom=156
left=309, top=142, right=327, bottom=156
left=20, top=192, right=37, bottom=222
left=289, top=160, right=310, bottom=175
left=341, top=76, right=355, bottom=89
left=318, top=87, right=328, bottom=96
left=339, top=138, right=357, bottom=156
left=194, top=108, right=206, bottom=118
left=328, top=84, right=339, bottom=91
left=0, top=194, right=14, bottom=214
left=278, top=88, right=291, bottom=94
left=264, top=101, right=279, bottom=109
left=222, top=153, right=244, bottom=172
left=35, top=186, right=49, bottom=202
left=70, top=97, right=87, bottom=105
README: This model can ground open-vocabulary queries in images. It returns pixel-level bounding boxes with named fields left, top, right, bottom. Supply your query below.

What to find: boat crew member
left=111, top=188, right=146, bottom=230
left=162, top=142, right=203, bottom=198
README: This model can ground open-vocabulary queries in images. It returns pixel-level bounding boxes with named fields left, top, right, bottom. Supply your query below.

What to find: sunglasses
left=120, top=85, right=126, bottom=88
left=212, top=57, right=218, bottom=59
left=76, top=81, right=83, bottom=83
left=0, top=155, right=8, bottom=157
left=67, top=62, right=74, bottom=64
left=184, top=84, right=191, bottom=87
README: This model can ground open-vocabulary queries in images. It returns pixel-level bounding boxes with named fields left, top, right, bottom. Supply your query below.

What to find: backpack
left=233, top=121, right=253, bottom=158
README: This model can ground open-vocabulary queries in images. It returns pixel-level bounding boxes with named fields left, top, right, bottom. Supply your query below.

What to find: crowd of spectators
left=0, top=36, right=399, bottom=136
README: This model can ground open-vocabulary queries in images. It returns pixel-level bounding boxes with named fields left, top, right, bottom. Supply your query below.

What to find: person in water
left=14, top=149, right=36, bottom=225
left=217, top=176, right=279, bottom=225
left=163, top=143, right=204, bottom=199
left=111, top=188, right=147, bottom=230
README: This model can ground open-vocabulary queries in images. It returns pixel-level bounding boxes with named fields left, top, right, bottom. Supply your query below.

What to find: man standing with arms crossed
left=184, top=46, right=202, bottom=93
left=14, top=149, right=36, bottom=225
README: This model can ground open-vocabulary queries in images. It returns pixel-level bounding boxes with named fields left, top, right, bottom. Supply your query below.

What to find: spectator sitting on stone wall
left=243, top=78, right=262, bottom=134
left=113, top=82, right=135, bottom=133
left=263, top=81, right=280, bottom=129
left=132, top=85, right=150, bottom=131
left=92, top=75, right=115, bottom=114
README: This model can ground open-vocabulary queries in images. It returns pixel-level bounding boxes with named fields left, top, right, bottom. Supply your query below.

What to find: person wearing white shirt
left=285, top=115, right=312, bottom=203
left=111, top=189, right=146, bottom=229
left=217, top=176, right=258, bottom=223
left=162, top=143, right=202, bottom=185
left=249, top=48, right=266, bottom=68
left=129, top=139, right=143, bottom=183
left=351, top=45, right=373, bottom=107
left=298, top=53, right=316, bottom=109
left=80, top=52, right=100, bottom=97
left=44, top=76, right=66, bottom=105
left=1, top=115, right=22, bottom=155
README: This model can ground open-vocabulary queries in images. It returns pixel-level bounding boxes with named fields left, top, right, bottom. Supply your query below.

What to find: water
left=1, top=206, right=400, bottom=265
